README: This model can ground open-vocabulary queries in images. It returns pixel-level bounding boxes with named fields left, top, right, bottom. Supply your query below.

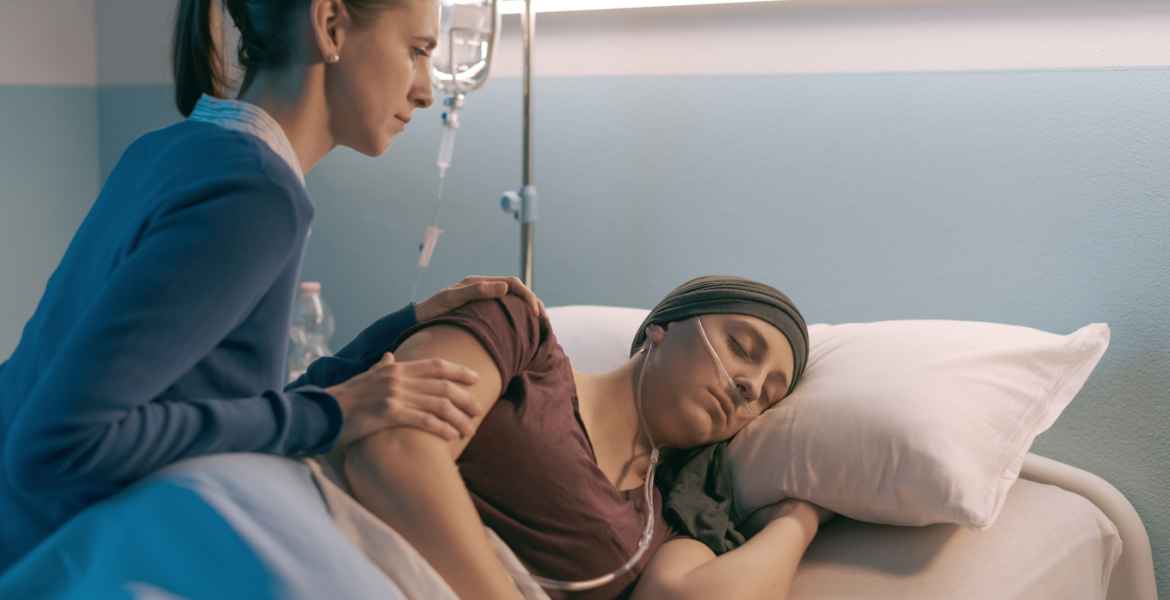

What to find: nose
left=732, top=372, right=767, bottom=404
left=412, top=90, right=433, bottom=109
left=410, top=63, right=434, bottom=109
left=732, top=378, right=755, bottom=403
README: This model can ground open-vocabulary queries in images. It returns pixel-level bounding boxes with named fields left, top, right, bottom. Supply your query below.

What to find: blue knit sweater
left=0, top=118, right=417, bottom=571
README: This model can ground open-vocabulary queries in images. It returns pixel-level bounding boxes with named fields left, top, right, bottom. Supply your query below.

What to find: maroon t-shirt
left=393, top=296, right=678, bottom=599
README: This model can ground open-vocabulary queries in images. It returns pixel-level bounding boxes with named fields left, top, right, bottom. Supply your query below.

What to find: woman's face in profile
left=641, top=314, right=795, bottom=448
left=327, top=0, right=437, bottom=156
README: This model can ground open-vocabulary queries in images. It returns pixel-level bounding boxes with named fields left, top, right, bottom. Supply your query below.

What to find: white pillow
left=547, top=306, right=1110, bottom=530
left=546, top=305, right=650, bottom=373
left=727, top=319, right=1110, bottom=529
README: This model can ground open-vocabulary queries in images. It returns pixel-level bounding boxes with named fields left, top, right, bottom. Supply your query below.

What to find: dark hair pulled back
left=172, top=0, right=399, bottom=117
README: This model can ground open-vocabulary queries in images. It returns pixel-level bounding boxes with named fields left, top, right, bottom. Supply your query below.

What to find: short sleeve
left=391, top=295, right=547, bottom=384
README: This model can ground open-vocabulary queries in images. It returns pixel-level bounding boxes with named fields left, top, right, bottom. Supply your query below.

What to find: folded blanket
left=0, top=453, right=545, bottom=600
left=301, top=457, right=549, bottom=600
left=0, top=454, right=410, bottom=599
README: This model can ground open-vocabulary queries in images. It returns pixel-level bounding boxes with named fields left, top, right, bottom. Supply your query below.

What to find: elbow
left=344, top=427, right=452, bottom=486
left=7, top=442, right=62, bottom=497
left=5, top=424, right=110, bottom=497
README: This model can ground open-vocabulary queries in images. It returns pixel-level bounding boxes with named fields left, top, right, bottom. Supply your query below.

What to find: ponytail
left=173, top=0, right=402, bottom=116
left=173, top=0, right=224, bottom=117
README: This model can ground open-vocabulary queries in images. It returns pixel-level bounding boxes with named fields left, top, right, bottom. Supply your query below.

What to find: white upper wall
left=97, top=0, right=1170, bottom=85
left=0, top=0, right=98, bottom=86
left=494, top=1, right=1170, bottom=77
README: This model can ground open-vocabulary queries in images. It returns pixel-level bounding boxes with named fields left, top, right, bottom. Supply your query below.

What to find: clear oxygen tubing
left=530, top=342, right=662, bottom=592
left=409, top=93, right=465, bottom=304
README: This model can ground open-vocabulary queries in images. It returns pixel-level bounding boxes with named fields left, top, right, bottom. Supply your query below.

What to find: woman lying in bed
left=326, top=276, right=833, bottom=600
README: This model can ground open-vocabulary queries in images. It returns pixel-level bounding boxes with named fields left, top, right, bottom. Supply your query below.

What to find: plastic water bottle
left=287, top=281, right=335, bottom=384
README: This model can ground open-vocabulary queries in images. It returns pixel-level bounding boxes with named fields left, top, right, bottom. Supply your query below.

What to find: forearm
left=344, top=428, right=520, bottom=600
left=675, top=515, right=818, bottom=600
left=10, top=388, right=337, bottom=497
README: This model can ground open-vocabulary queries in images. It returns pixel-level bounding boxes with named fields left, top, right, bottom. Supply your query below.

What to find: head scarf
left=629, top=275, right=809, bottom=394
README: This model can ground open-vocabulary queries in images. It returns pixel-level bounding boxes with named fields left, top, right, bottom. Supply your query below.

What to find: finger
left=502, top=276, right=543, bottom=317
left=399, top=357, right=480, bottom=386
left=447, top=281, right=507, bottom=307
left=379, top=352, right=395, bottom=365
left=472, top=281, right=509, bottom=298
left=410, top=394, right=477, bottom=437
left=403, top=377, right=480, bottom=417
left=461, top=276, right=512, bottom=293
left=393, top=408, right=461, bottom=441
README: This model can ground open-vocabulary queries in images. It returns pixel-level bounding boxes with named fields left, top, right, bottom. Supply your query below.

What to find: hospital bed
left=547, top=305, right=1158, bottom=600
left=0, top=306, right=1156, bottom=600
left=785, top=453, right=1152, bottom=599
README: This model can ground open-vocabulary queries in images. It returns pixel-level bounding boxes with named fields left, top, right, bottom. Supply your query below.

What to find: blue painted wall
left=48, top=69, right=1170, bottom=596
left=0, top=86, right=98, bottom=358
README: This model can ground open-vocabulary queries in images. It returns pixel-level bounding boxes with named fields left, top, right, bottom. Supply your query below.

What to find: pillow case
left=547, top=306, right=1110, bottom=530
left=546, top=305, right=650, bottom=373
left=726, top=319, right=1110, bottom=529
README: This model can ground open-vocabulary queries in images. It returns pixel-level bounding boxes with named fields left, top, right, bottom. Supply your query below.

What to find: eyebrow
left=415, top=36, right=438, bottom=51
left=738, top=322, right=790, bottom=390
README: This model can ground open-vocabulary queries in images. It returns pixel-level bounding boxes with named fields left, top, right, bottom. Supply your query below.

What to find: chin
left=674, top=407, right=718, bottom=447
left=346, top=129, right=391, bottom=157
left=366, top=137, right=392, bottom=157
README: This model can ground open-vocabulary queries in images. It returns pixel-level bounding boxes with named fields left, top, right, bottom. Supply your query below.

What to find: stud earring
left=327, top=53, right=340, bottom=64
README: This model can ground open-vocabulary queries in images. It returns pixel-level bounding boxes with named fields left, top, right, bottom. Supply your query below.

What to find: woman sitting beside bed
left=326, top=276, right=834, bottom=600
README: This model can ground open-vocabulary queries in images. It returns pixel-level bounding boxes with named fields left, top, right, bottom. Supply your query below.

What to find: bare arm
left=341, top=325, right=522, bottom=600
left=632, top=502, right=822, bottom=600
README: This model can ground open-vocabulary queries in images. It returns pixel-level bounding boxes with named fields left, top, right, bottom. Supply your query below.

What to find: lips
left=706, top=387, right=734, bottom=425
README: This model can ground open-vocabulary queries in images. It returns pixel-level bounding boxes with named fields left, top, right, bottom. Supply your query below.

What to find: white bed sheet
left=787, top=477, right=1123, bottom=599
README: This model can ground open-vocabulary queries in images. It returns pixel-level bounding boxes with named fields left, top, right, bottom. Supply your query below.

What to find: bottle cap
left=299, top=281, right=321, bottom=293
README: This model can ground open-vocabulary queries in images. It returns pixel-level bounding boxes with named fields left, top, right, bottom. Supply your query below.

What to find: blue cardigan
left=0, top=119, right=417, bottom=570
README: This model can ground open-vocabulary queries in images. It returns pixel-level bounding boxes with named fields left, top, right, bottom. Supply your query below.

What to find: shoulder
left=393, top=295, right=561, bottom=383
left=132, top=122, right=312, bottom=228
left=133, top=121, right=307, bottom=199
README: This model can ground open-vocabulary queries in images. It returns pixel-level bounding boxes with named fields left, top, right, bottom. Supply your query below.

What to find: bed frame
left=1021, top=453, right=1158, bottom=600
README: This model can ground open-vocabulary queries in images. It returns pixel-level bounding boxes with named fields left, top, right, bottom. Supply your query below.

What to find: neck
left=237, top=67, right=334, bottom=175
left=575, top=353, right=656, bottom=491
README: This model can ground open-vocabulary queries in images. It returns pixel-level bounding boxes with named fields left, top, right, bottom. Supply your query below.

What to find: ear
left=310, top=0, right=350, bottom=63
left=645, top=323, right=667, bottom=346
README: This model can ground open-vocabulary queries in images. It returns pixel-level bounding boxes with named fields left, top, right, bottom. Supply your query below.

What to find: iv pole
left=499, top=0, right=538, bottom=289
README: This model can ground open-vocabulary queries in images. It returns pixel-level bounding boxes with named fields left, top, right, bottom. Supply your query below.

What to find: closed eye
left=729, top=336, right=749, bottom=359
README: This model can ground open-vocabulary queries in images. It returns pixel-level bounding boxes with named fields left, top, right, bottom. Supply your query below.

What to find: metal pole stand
left=496, top=0, right=536, bottom=289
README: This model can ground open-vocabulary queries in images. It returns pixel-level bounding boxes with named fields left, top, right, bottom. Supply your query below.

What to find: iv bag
left=432, top=0, right=500, bottom=95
